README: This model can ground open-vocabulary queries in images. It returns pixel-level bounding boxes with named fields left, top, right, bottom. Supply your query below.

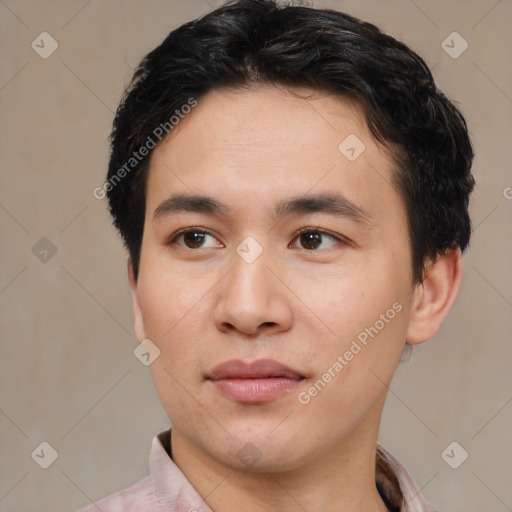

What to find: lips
left=206, top=359, right=305, bottom=404
left=206, top=358, right=304, bottom=381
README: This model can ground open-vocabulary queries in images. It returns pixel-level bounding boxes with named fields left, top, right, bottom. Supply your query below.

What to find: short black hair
left=104, top=0, right=475, bottom=283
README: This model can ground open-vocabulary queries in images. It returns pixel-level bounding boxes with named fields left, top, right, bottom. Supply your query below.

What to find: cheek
left=138, top=263, right=206, bottom=341
left=298, top=259, right=410, bottom=396
left=298, top=293, right=408, bottom=429
left=149, top=358, right=208, bottom=431
left=302, top=261, right=402, bottom=337
left=136, top=284, right=207, bottom=417
left=142, top=278, right=209, bottom=425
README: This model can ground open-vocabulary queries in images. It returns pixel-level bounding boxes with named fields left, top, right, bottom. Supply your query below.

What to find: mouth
left=206, top=359, right=305, bottom=404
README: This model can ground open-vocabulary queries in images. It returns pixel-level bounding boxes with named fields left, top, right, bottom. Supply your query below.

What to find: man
left=80, top=0, right=475, bottom=510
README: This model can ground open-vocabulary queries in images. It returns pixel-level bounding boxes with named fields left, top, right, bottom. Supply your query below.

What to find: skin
left=127, top=85, right=462, bottom=512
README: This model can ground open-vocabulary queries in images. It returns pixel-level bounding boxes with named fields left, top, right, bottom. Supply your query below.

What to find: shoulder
left=73, top=475, right=163, bottom=512
left=377, top=443, right=440, bottom=512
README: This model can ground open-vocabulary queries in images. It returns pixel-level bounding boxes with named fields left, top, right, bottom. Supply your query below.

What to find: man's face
left=130, top=86, right=418, bottom=471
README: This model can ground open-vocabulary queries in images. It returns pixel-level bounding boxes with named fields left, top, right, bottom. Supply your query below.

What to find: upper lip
left=206, top=359, right=304, bottom=380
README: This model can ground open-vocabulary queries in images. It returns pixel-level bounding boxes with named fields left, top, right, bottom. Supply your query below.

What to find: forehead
left=145, top=85, right=403, bottom=227
left=152, top=85, right=376, bottom=163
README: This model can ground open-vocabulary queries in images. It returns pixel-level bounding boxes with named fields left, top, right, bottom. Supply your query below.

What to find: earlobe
left=127, top=256, right=146, bottom=343
left=405, top=248, right=463, bottom=345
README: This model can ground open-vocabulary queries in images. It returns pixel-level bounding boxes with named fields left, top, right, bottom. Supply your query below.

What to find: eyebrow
left=153, top=192, right=373, bottom=225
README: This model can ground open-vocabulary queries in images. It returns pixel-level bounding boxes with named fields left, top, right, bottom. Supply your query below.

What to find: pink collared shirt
left=75, top=429, right=439, bottom=512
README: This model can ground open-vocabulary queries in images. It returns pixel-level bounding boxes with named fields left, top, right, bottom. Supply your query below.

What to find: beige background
left=1, top=0, right=511, bottom=510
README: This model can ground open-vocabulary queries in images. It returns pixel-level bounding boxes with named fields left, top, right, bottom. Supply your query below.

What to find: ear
left=406, top=248, right=463, bottom=345
left=127, top=255, right=146, bottom=343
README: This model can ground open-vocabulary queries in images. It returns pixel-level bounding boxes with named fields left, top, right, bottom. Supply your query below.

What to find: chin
left=219, top=443, right=307, bottom=474
left=205, top=422, right=311, bottom=473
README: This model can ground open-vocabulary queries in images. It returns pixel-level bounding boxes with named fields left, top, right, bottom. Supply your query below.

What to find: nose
left=213, top=247, right=293, bottom=337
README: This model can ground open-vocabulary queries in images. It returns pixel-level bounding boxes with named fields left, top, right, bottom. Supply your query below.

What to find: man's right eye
left=167, top=228, right=223, bottom=250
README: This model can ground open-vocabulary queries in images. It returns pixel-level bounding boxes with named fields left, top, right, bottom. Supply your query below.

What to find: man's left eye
left=290, top=228, right=342, bottom=251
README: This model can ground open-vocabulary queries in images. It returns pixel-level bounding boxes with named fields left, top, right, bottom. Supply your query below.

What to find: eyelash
left=166, top=226, right=349, bottom=251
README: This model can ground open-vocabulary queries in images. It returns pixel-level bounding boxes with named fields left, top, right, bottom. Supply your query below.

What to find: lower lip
left=210, top=377, right=303, bottom=403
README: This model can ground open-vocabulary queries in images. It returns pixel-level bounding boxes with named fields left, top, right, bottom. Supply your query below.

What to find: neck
left=169, top=408, right=391, bottom=512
